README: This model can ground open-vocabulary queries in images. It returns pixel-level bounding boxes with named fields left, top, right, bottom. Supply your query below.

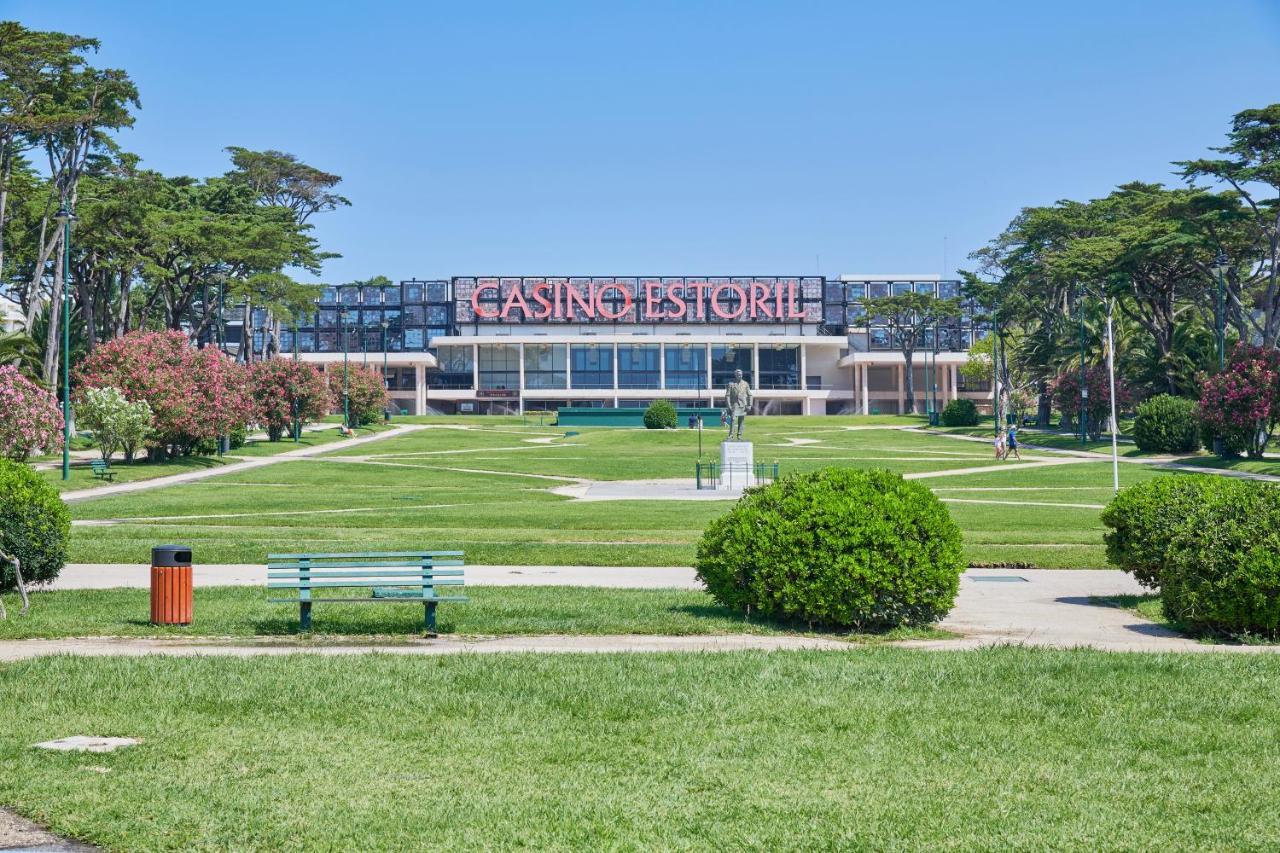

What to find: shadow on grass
left=667, top=603, right=945, bottom=640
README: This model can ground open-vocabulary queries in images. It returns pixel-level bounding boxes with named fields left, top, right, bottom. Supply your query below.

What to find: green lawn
left=41, top=423, right=389, bottom=493
left=0, top=585, right=949, bottom=641
left=48, top=415, right=1241, bottom=568
left=45, top=454, right=230, bottom=493
left=4, top=649, right=1280, bottom=849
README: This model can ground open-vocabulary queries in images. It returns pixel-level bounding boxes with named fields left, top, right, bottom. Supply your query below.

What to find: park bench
left=89, top=459, right=115, bottom=481
left=267, top=551, right=467, bottom=633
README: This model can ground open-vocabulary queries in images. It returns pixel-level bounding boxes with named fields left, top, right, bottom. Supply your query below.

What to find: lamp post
left=1212, top=249, right=1229, bottom=371
left=1078, top=283, right=1087, bottom=445
left=54, top=204, right=75, bottom=480
left=340, top=309, right=350, bottom=430
left=381, top=319, right=390, bottom=421
left=1211, top=250, right=1230, bottom=456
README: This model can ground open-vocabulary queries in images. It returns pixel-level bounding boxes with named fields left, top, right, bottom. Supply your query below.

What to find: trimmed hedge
left=1133, top=394, right=1200, bottom=453
left=695, top=467, right=965, bottom=630
left=1102, top=476, right=1280, bottom=639
left=0, top=460, right=71, bottom=591
left=1101, top=476, right=1217, bottom=589
left=941, top=398, right=979, bottom=427
left=643, top=400, right=678, bottom=430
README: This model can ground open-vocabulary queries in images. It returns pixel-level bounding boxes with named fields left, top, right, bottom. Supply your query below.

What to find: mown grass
left=0, top=586, right=953, bottom=641
left=4, top=649, right=1280, bottom=850
left=45, top=454, right=230, bottom=493
left=42, top=423, right=390, bottom=493
left=53, top=417, right=1234, bottom=569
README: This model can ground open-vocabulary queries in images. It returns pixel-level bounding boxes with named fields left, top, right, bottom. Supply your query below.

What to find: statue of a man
left=724, top=368, right=752, bottom=440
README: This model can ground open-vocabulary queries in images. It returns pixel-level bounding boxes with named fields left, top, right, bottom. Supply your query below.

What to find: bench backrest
left=266, top=551, right=465, bottom=592
left=90, top=460, right=108, bottom=469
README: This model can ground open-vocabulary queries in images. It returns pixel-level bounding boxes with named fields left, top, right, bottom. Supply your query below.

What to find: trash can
left=151, top=545, right=193, bottom=625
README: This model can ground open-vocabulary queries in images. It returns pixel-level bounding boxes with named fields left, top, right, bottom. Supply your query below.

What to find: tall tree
left=0, top=21, right=98, bottom=285
left=1178, top=104, right=1280, bottom=347
left=224, top=147, right=350, bottom=223
left=863, top=292, right=961, bottom=414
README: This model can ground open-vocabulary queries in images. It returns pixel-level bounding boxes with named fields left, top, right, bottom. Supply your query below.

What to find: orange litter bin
left=150, top=545, right=193, bottom=625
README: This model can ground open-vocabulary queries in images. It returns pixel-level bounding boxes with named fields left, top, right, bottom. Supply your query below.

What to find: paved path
left=59, top=425, right=426, bottom=503
left=0, top=808, right=93, bottom=852
left=921, top=427, right=1280, bottom=482
left=31, top=565, right=1280, bottom=654
left=52, top=563, right=702, bottom=589
left=0, top=634, right=851, bottom=662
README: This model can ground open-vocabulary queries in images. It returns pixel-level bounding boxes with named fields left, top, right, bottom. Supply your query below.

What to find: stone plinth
left=719, top=440, right=756, bottom=490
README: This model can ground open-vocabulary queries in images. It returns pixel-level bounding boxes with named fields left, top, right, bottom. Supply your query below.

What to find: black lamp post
left=53, top=204, right=75, bottom=480
left=1212, top=249, right=1229, bottom=372
left=1078, top=282, right=1087, bottom=444
left=1211, top=250, right=1230, bottom=456
left=381, top=319, right=390, bottom=422
left=340, top=308, right=350, bottom=430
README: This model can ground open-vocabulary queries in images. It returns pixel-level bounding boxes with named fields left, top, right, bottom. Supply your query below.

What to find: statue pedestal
left=719, top=440, right=755, bottom=490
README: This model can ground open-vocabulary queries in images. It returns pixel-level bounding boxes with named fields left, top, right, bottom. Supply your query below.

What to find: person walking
left=994, top=429, right=1006, bottom=460
left=1006, top=425, right=1022, bottom=460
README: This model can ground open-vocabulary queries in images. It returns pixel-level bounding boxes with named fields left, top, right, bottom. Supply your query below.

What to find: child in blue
left=1006, top=426, right=1021, bottom=460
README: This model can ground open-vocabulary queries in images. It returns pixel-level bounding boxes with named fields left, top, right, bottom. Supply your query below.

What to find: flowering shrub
left=75, top=386, right=152, bottom=462
left=250, top=359, right=333, bottom=441
left=75, top=331, right=254, bottom=454
left=1051, top=365, right=1132, bottom=440
left=1198, top=345, right=1280, bottom=458
left=326, top=364, right=389, bottom=426
left=0, top=365, right=62, bottom=461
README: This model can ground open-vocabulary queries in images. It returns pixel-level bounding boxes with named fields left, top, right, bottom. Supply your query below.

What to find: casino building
left=275, top=275, right=992, bottom=416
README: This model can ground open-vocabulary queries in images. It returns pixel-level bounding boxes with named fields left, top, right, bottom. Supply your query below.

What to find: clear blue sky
left=11, top=0, right=1280, bottom=284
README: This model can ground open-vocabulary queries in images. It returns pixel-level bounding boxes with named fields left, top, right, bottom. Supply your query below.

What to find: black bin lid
left=151, top=545, right=192, bottom=567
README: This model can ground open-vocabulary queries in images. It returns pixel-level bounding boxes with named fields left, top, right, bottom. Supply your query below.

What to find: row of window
left=431, top=343, right=802, bottom=391
left=317, top=281, right=450, bottom=306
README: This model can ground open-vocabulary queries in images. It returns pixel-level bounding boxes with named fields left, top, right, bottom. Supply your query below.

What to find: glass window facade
left=664, top=344, right=706, bottom=389
left=570, top=344, right=613, bottom=389
left=477, top=344, right=519, bottom=391
left=617, top=344, right=660, bottom=389
left=523, top=343, right=567, bottom=390
left=758, top=345, right=799, bottom=390
left=432, top=345, right=474, bottom=389
left=711, top=345, right=752, bottom=388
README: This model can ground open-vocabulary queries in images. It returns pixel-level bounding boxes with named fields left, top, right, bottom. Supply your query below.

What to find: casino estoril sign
left=460, top=277, right=821, bottom=324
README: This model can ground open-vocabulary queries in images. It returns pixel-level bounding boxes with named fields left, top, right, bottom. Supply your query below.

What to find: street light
left=1078, top=282, right=1087, bottom=445
left=340, top=308, right=350, bottom=430
left=1212, top=249, right=1229, bottom=371
left=53, top=204, right=75, bottom=480
left=381, top=319, right=390, bottom=422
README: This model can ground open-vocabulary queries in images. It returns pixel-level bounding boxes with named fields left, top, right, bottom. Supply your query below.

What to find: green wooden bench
left=89, top=459, right=115, bottom=481
left=267, top=551, right=467, bottom=633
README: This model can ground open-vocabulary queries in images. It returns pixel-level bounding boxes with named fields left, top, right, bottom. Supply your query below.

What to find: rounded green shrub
left=1101, top=476, right=1218, bottom=589
left=695, top=467, right=965, bottom=630
left=1132, top=394, right=1200, bottom=453
left=643, top=400, right=678, bottom=430
left=0, top=459, right=71, bottom=591
left=941, top=398, right=979, bottom=427
left=1103, top=476, right=1280, bottom=639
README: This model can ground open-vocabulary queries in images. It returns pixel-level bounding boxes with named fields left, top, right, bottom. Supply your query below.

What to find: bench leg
left=300, top=601, right=312, bottom=631
left=424, top=601, right=437, bottom=635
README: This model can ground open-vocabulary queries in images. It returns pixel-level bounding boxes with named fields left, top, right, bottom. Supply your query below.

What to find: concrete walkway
left=0, top=634, right=853, bottom=662
left=52, top=563, right=703, bottom=589
left=921, top=427, right=1280, bottom=483
left=59, top=425, right=426, bottom=503
left=28, top=565, right=1280, bottom=654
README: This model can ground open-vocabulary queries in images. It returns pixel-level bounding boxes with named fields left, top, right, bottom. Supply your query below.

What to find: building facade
left=274, top=275, right=992, bottom=416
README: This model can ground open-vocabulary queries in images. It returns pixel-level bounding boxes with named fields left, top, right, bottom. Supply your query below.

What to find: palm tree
left=0, top=330, right=44, bottom=382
